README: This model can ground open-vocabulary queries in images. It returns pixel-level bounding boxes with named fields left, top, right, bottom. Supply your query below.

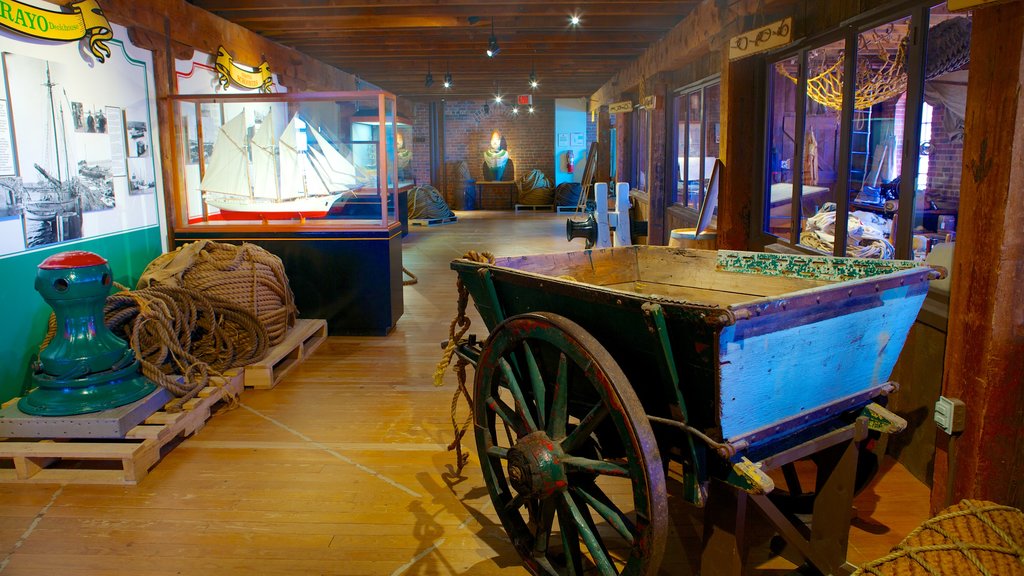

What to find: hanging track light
left=443, top=61, right=452, bottom=88
left=486, top=19, right=500, bottom=57
left=424, top=60, right=434, bottom=88
left=529, top=60, right=538, bottom=89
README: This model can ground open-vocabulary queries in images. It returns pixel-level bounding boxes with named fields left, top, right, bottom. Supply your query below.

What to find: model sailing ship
left=201, top=110, right=365, bottom=220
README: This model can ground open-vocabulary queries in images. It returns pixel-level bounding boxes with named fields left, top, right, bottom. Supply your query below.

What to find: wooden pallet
left=0, top=372, right=243, bottom=485
left=410, top=216, right=458, bottom=226
left=514, top=204, right=554, bottom=212
left=244, top=318, right=327, bottom=390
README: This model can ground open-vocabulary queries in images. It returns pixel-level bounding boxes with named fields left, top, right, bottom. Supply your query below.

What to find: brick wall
left=410, top=101, right=431, bottom=186
left=443, top=98, right=555, bottom=204
left=926, top=103, right=963, bottom=200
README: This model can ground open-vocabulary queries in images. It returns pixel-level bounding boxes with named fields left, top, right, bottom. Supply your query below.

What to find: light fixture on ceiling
left=529, top=60, right=538, bottom=89
left=528, top=106, right=535, bottom=114
left=486, top=19, right=501, bottom=57
left=424, top=60, right=434, bottom=88
left=443, top=62, right=452, bottom=88
left=494, top=94, right=503, bottom=104
left=512, top=106, right=519, bottom=115
left=569, top=13, right=581, bottom=26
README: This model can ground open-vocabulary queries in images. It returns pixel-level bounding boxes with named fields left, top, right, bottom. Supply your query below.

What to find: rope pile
left=434, top=250, right=494, bottom=474
left=801, top=202, right=895, bottom=259
left=106, top=285, right=269, bottom=411
left=853, top=499, right=1024, bottom=576
left=39, top=282, right=270, bottom=412
left=517, top=170, right=553, bottom=205
left=407, top=184, right=455, bottom=220
left=925, top=16, right=971, bottom=80
left=138, top=241, right=296, bottom=346
left=554, top=182, right=583, bottom=208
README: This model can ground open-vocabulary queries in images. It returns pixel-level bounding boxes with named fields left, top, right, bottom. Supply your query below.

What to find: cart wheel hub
left=506, top=432, right=568, bottom=499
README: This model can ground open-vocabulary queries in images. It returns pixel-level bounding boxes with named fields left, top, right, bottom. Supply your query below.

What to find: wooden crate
left=244, top=318, right=327, bottom=390
left=0, top=371, right=243, bottom=485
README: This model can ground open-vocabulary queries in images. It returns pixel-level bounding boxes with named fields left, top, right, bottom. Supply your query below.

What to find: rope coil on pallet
left=41, top=283, right=271, bottom=412
left=139, top=241, right=297, bottom=347
left=434, top=250, right=494, bottom=474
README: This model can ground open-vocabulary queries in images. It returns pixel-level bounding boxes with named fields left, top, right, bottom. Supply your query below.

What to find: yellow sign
left=641, top=95, right=659, bottom=110
left=729, top=17, right=792, bottom=61
left=215, top=46, right=274, bottom=93
left=0, top=0, right=112, bottom=62
left=947, top=0, right=1013, bottom=9
left=609, top=100, right=632, bottom=114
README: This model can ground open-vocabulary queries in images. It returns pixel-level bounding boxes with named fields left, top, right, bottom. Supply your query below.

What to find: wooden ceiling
left=189, top=0, right=701, bottom=99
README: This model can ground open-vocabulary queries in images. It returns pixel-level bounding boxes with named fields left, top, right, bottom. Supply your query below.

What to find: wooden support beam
left=719, top=51, right=762, bottom=250
left=931, top=1, right=1024, bottom=512
left=597, top=106, right=611, bottom=184
left=52, top=0, right=357, bottom=92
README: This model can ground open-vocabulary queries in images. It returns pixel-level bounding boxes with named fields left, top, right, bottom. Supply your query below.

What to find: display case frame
left=168, top=91, right=404, bottom=336
left=168, top=90, right=401, bottom=234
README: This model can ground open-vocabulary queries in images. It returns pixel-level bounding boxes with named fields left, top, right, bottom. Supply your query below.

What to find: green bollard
left=19, top=251, right=156, bottom=416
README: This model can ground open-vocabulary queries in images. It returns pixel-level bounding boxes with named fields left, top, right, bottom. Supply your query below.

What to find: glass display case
left=351, top=114, right=414, bottom=187
left=169, top=91, right=404, bottom=336
left=171, top=91, right=400, bottom=232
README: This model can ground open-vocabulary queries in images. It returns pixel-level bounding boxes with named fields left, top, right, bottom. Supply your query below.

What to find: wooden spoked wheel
left=473, top=312, right=667, bottom=576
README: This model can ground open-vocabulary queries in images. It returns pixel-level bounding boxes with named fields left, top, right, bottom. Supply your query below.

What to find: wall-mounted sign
left=729, top=17, right=792, bottom=61
left=214, top=46, right=274, bottom=93
left=0, top=0, right=112, bottom=62
left=609, top=100, right=632, bottom=114
left=947, top=0, right=1013, bottom=9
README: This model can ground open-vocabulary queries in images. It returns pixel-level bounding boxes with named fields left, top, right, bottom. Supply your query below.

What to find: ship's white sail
left=200, top=111, right=249, bottom=197
left=277, top=115, right=304, bottom=200
left=250, top=109, right=277, bottom=200
left=201, top=111, right=365, bottom=219
left=307, top=124, right=360, bottom=188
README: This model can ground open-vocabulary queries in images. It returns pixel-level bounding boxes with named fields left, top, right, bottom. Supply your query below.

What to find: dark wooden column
left=930, top=2, right=1024, bottom=512
left=596, top=105, right=611, bottom=185
left=719, top=53, right=764, bottom=251
left=647, top=79, right=670, bottom=245
left=615, top=111, right=632, bottom=189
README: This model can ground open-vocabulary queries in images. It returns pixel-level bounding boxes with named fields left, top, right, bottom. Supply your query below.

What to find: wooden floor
left=0, top=211, right=932, bottom=575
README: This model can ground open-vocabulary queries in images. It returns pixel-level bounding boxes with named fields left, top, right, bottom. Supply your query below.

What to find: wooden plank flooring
left=0, top=211, right=931, bottom=575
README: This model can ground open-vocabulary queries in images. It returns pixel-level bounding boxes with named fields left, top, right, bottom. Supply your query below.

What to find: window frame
left=671, top=76, right=721, bottom=212
left=755, top=2, right=935, bottom=259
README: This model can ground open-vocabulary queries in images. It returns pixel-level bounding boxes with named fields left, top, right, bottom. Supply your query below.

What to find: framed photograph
left=571, top=132, right=584, bottom=147
left=557, top=132, right=569, bottom=147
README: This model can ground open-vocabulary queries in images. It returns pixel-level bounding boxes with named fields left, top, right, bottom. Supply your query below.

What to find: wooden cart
left=447, top=246, right=942, bottom=576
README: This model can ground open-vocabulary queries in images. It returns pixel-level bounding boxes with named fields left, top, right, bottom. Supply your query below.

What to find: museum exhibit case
left=169, top=91, right=403, bottom=335
left=351, top=113, right=413, bottom=234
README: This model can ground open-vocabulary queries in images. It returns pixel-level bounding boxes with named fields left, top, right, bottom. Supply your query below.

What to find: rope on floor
left=434, top=250, right=494, bottom=474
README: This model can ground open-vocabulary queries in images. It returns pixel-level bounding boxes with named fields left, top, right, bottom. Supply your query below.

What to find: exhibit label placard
left=729, top=17, right=792, bottom=61
left=0, top=0, right=112, bottom=62
left=0, top=100, right=15, bottom=176
left=214, top=45, right=274, bottom=93
left=609, top=100, right=632, bottom=114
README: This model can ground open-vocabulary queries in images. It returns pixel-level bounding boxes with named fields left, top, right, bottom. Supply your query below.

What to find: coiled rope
left=40, top=283, right=270, bottom=412
left=854, top=499, right=1024, bottom=576
left=433, top=250, right=494, bottom=474
left=138, top=241, right=296, bottom=347
left=407, top=184, right=455, bottom=221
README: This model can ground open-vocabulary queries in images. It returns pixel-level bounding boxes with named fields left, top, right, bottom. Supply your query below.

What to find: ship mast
left=43, top=64, right=63, bottom=184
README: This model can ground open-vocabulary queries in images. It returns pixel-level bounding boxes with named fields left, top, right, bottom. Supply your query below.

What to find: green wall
left=0, top=227, right=163, bottom=403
